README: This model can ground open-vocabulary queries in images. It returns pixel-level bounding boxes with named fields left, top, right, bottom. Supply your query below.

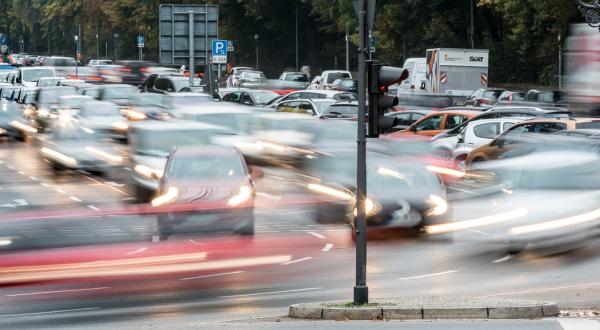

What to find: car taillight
left=140, top=67, right=148, bottom=73
left=479, top=99, right=490, bottom=105
left=118, top=68, right=131, bottom=73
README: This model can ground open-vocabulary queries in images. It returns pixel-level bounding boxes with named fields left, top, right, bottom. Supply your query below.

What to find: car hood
left=165, top=178, right=249, bottom=202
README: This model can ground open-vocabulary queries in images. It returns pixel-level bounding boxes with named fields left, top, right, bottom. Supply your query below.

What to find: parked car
left=40, top=56, right=77, bottom=67
left=384, top=109, right=437, bottom=133
left=466, top=88, right=506, bottom=106
left=222, top=89, right=279, bottom=106
left=115, top=60, right=156, bottom=85
left=310, top=70, right=352, bottom=90
left=496, top=90, right=527, bottom=104
left=274, top=99, right=337, bottom=117
left=151, top=76, right=201, bottom=94
left=387, top=110, right=480, bottom=139
left=16, top=67, right=56, bottom=87
left=267, top=90, right=357, bottom=108
left=88, top=59, right=113, bottom=66
left=154, top=146, right=256, bottom=237
left=330, top=79, right=358, bottom=94
left=226, top=67, right=253, bottom=87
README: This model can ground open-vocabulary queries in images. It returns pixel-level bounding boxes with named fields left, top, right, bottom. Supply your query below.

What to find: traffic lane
left=2, top=236, right=600, bottom=327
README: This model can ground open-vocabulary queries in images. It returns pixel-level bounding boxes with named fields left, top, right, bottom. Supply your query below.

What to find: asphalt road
left=1, top=139, right=600, bottom=329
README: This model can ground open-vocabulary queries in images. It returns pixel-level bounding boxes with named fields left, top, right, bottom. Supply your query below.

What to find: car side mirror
left=249, top=165, right=264, bottom=180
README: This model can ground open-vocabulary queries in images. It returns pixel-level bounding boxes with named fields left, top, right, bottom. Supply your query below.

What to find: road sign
left=212, top=40, right=228, bottom=56
left=227, top=41, right=234, bottom=52
left=137, top=35, right=145, bottom=48
left=212, top=55, right=227, bottom=64
left=0, top=35, right=8, bottom=46
left=159, top=4, right=219, bottom=66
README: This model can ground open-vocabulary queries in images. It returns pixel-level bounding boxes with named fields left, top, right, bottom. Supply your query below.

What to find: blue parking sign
left=212, top=40, right=228, bottom=56
left=0, top=35, right=8, bottom=46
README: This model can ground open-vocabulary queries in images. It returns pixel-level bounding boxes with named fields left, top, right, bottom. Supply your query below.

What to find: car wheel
left=235, top=215, right=254, bottom=236
left=507, top=241, right=527, bottom=255
left=434, top=148, right=452, bottom=160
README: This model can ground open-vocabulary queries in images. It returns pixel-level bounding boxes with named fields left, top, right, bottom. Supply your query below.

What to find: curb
left=289, top=297, right=559, bottom=320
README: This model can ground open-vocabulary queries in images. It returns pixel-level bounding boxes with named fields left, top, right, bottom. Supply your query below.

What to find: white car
left=268, top=90, right=357, bottom=108
left=75, top=100, right=128, bottom=138
left=452, top=118, right=521, bottom=165
left=16, top=67, right=56, bottom=87
left=226, top=67, right=254, bottom=88
left=316, top=70, right=352, bottom=90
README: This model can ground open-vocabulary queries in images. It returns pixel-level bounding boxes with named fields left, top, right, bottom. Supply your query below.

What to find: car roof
left=61, top=95, right=92, bottom=100
left=83, top=100, right=118, bottom=110
left=168, top=92, right=212, bottom=97
left=175, top=103, right=251, bottom=115
left=386, top=109, right=436, bottom=115
left=256, top=112, right=318, bottom=121
left=101, top=84, right=137, bottom=89
left=488, top=106, right=569, bottom=113
left=467, top=117, right=521, bottom=125
left=432, top=110, right=481, bottom=116
left=289, top=90, right=348, bottom=96
left=563, top=129, right=600, bottom=136
left=173, top=145, right=241, bottom=157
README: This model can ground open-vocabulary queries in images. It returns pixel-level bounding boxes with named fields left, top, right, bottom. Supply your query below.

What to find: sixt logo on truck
left=469, top=56, right=484, bottom=62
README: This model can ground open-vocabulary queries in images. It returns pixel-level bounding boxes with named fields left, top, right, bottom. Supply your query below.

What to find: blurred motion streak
left=509, top=208, right=600, bottom=236
left=425, top=208, right=528, bottom=235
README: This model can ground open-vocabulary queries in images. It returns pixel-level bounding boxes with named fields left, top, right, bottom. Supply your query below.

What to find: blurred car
left=154, top=146, right=256, bottom=236
left=226, top=67, right=253, bottom=88
left=16, top=67, right=56, bottom=87
left=466, top=88, right=506, bottom=106
left=275, top=99, right=337, bottom=117
left=57, top=95, right=93, bottom=118
left=83, top=84, right=139, bottom=108
left=123, top=93, right=167, bottom=121
left=267, top=90, right=357, bottom=107
left=28, top=86, right=77, bottom=131
left=160, top=92, right=214, bottom=117
left=330, top=78, right=358, bottom=94
left=57, top=79, right=88, bottom=87
left=524, top=89, right=564, bottom=104
left=387, top=110, right=480, bottom=139
left=311, top=70, right=352, bottom=90
left=88, top=59, right=113, bottom=66
left=74, top=100, right=128, bottom=139
left=553, top=128, right=600, bottom=139
left=129, top=120, right=232, bottom=202
left=115, top=60, right=156, bottom=85
left=0, top=98, right=26, bottom=140
left=278, top=71, right=310, bottom=89
left=222, top=89, right=279, bottom=106
left=39, top=122, right=123, bottom=175
left=140, top=72, right=184, bottom=92
left=0, top=70, right=16, bottom=83
left=384, top=109, right=437, bottom=133
left=451, top=117, right=521, bottom=167
left=235, top=70, right=266, bottom=88
left=305, top=150, right=448, bottom=234
left=464, top=117, right=600, bottom=167
left=39, top=56, right=77, bottom=67
left=151, top=76, right=202, bottom=94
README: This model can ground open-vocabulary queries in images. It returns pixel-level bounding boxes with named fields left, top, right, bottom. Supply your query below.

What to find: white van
left=317, top=70, right=352, bottom=90
left=16, top=67, right=56, bottom=87
left=399, top=58, right=427, bottom=92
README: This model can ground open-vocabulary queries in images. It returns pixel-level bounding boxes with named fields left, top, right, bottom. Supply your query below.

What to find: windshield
left=284, top=73, right=308, bottom=82
left=252, top=91, right=279, bottom=104
left=103, top=86, right=138, bottom=100
left=167, top=153, right=245, bottom=179
left=39, top=88, right=76, bottom=104
left=323, top=105, right=357, bottom=116
left=327, top=72, right=350, bottom=84
left=61, top=97, right=89, bottom=109
left=483, top=90, right=503, bottom=99
left=133, top=130, right=209, bottom=155
left=242, top=71, right=264, bottom=80
left=22, top=69, right=55, bottom=82
left=83, top=106, right=120, bottom=116
left=340, top=80, right=357, bottom=88
left=173, top=78, right=202, bottom=92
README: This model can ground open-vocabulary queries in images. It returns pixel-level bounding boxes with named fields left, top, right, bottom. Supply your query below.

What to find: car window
left=333, top=93, right=357, bottom=101
left=285, top=93, right=301, bottom=101
left=224, top=92, right=241, bottom=102
left=276, top=101, right=300, bottom=113
left=154, top=78, right=167, bottom=91
left=304, top=92, right=327, bottom=99
left=444, top=115, right=467, bottom=130
left=326, top=72, right=350, bottom=84
left=393, top=113, right=412, bottom=126
left=411, top=113, right=425, bottom=122
left=298, top=101, right=315, bottom=115
left=537, top=92, right=555, bottom=103
left=503, top=122, right=515, bottom=131
left=415, top=115, right=443, bottom=131
left=531, top=122, right=567, bottom=133
left=473, top=122, right=500, bottom=139
left=241, top=94, right=254, bottom=105
left=498, top=112, right=531, bottom=118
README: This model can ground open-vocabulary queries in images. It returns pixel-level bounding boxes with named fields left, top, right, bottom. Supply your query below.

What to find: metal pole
left=470, top=0, right=474, bottom=49
left=188, top=11, right=195, bottom=87
left=354, top=0, right=368, bottom=306
left=255, top=35, right=259, bottom=70
left=295, top=0, right=299, bottom=72
left=345, top=32, right=350, bottom=71
left=96, top=25, right=99, bottom=59
left=105, top=42, right=108, bottom=59
left=75, top=35, right=79, bottom=78
left=558, top=33, right=562, bottom=90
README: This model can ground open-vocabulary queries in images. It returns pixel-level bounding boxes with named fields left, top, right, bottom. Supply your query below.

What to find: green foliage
left=0, top=0, right=585, bottom=85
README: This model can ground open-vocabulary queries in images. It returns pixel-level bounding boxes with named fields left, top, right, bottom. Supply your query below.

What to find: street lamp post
left=113, top=33, right=119, bottom=62
left=558, top=33, right=562, bottom=90
left=295, top=0, right=299, bottom=72
left=254, top=34, right=260, bottom=70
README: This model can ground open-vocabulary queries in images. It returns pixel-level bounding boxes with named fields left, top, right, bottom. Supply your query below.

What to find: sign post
left=137, top=35, right=144, bottom=61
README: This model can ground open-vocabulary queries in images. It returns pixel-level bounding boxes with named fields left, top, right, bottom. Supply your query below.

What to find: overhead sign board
left=159, top=4, right=219, bottom=66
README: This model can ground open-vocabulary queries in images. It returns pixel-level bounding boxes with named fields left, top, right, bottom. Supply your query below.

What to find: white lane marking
left=124, top=167, right=132, bottom=171
left=104, top=181, right=125, bottom=187
left=18, top=171, right=25, bottom=175
left=558, top=319, right=600, bottom=330
left=69, top=196, right=82, bottom=202
left=449, top=186, right=480, bottom=195
left=0, top=307, right=101, bottom=317
left=321, top=243, right=334, bottom=252
left=326, top=229, right=349, bottom=232
left=180, top=271, right=245, bottom=281
left=87, top=205, right=100, bottom=211
left=6, top=165, right=14, bottom=169
left=188, top=239, right=201, bottom=245
left=219, top=287, right=322, bottom=299
left=281, top=257, right=312, bottom=265
left=28, top=176, right=37, bottom=181
left=5, top=287, right=109, bottom=297
left=306, top=231, right=326, bottom=239
left=399, top=270, right=458, bottom=280
left=255, top=192, right=282, bottom=201
left=125, top=247, right=147, bottom=256
left=40, top=183, right=50, bottom=187
left=492, top=255, right=515, bottom=263
left=55, top=188, right=66, bottom=194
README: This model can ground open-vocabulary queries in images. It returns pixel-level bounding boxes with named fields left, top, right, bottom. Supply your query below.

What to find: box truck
left=425, top=48, right=489, bottom=96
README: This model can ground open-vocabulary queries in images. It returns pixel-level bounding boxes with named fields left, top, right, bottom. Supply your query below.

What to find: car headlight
left=228, top=185, right=253, bottom=207
left=353, top=198, right=377, bottom=217
left=151, top=187, right=178, bottom=207
left=86, top=146, right=123, bottom=163
left=426, top=194, right=448, bottom=216
left=113, top=121, right=129, bottom=130
left=38, top=109, right=50, bottom=117
left=127, top=111, right=147, bottom=120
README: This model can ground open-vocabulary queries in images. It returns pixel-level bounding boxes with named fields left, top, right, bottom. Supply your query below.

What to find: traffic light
left=367, top=60, right=409, bottom=137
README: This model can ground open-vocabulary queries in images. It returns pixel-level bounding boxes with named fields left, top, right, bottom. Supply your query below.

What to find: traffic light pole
left=354, top=0, right=369, bottom=305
